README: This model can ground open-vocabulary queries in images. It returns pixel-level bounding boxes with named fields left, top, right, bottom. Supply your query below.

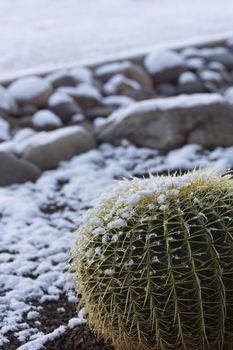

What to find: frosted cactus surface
left=71, top=170, right=233, bottom=350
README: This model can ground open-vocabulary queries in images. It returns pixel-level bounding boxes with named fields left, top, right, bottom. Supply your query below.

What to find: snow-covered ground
left=1, top=141, right=233, bottom=348
left=1, top=0, right=233, bottom=80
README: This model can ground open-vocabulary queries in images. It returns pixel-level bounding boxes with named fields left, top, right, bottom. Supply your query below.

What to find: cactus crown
left=71, top=170, right=233, bottom=350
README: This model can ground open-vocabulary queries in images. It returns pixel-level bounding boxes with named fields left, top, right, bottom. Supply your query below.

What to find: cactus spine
left=71, top=170, right=233, bottom=350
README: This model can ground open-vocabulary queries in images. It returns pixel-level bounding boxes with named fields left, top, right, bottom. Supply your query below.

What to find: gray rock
left=0, top=152, right=41, bottom=186
left=95, top=61, right=153, bottom=88
left=186, top=57, right=205, bottom=72
left=180, top=47, right=201, bottom=59
left=68, top=67, right=93, bottom=84
left=45, top=70, right=78, bottom=89
left=32, top=110, right=62, bottom=131
left=199, top=47, right=233, bottom=70
left=8, top=76, right=53, bottom=107
left=0, top=117, right=11, bottom=142
left=103, top=74, right=142, bottom=95
left=199, top=70, right=223, bottom=86
left=0, top=86, right=18, bottom=115
left=156, top=83, right=177, bottom=96
left=21, top=125, right=96, bottom=170
left=57, top=84, right=102, bottom=111
left=48, top=92, right=81, bottom=123
left=144, top=50, right=186, bottom=83
left=177, top=72, right=204, bottom=94
left=96, top=93, right=233, bottom=151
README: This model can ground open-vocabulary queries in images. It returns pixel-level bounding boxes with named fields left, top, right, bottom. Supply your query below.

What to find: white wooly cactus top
left=79, top=168, right=226, bottom=241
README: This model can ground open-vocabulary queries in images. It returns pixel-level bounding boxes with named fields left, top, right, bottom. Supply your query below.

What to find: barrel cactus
left=71, top=170, right=233, bottom=350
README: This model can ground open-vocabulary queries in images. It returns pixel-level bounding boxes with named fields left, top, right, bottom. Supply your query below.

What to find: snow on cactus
left=71, top=169, right=233, bottom=350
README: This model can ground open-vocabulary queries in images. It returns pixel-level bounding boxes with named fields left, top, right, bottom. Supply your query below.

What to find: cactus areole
left=71, top=170, right=233, bottom=350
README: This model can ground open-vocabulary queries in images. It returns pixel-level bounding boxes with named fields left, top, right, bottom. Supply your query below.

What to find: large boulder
left=96, top=93, right=233, bottom=151
left=144, top=50, right=186, bottom=83
left=0, top=152, right=41, bottom=187
left=21, top=125, right=96, bottom=170
left=8, top=76, right=53, bottom=107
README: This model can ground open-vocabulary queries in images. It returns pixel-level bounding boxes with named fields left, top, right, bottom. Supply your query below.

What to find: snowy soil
left=1, top=141, right=233, bottom=349
left=1, top=0, right=233, bottom=80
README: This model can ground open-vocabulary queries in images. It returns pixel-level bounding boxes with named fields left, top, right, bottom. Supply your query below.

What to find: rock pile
left=1, top=39, right=233, bottom=186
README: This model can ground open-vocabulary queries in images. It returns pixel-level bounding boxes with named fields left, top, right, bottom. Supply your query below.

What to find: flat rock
left=0, top=152, right=41, bottom=186
left=96, top=93, right=233, bottom=151
left=0, top=86, right=18, bottom=115
left=21, top=125, right=96, bottom=170
left=144, top=50, right=186, bottom=83
left=8, top=76, right=53, bottom=107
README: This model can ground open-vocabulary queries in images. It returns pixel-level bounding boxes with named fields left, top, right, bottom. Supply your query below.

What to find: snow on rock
left=144, top=50, right=186, bottom=83
left=103, top=95, right=135, bottom=108
left=32, top=110, right=62, bottom=129
left=69, top=67, right=93, bottom=84
left=0, top=86, right=18, bottom=115
left=199, top=70, right=223, bottom=85
left=104, top=74, right=141, bottom=95
left=186, top=57, right=205, bottom=71
left=96, top=93, right=233, bottom=151
left=48, top=91, right=81, bottom=123
left=199, top=47, right=233, bottom=69
left=8, top=76, right=53, bottom=107
left=20, top=125, right=97, bottom=170
left=0, top=117, right=11, bottom=142
left=178, top=71, right=198, bottom=84
left=45, top=70, right=78, bottom=89
left=95, top=61, right=153, bottom=88
left=57, top=84, right=102, bottom=111
left=1, top=141, right=233, bottom=347
left=95, top=61, right=131, bottom=80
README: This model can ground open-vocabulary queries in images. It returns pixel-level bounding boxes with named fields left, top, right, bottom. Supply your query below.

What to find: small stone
left=8, top=76, right=53, bottom=107
left=57, top=84, right=102, bottom=111
left=68, top=67, right=93, bottom=84
left=45, top=70, right=78, bottom=89
left=0, top=117, right=11, bottom=142
left=199, top=47, right=233, bottom=70
left=0, top=86, right=18, bottom=115
left=103, top=74, right=142, bottom=95
left=48, top=92, right=81, bottom=123
left=21, top=126, right=96, bottom=170
left=144, top=50, right=186, bottom=83
left=156, top=83, right=177, bottom=96
left=186, top=57, right=205, bottom=71
left=199, top=70, right=223, bottom=85
left=95, top=61, right=153, bottom=88
left=0, top=152, right=41, bottom=187
left=177, top=71, right=204, bottom=94
left=32, top=110, right=62, bottom=130
left=180, top=47, right=201, bottom=59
